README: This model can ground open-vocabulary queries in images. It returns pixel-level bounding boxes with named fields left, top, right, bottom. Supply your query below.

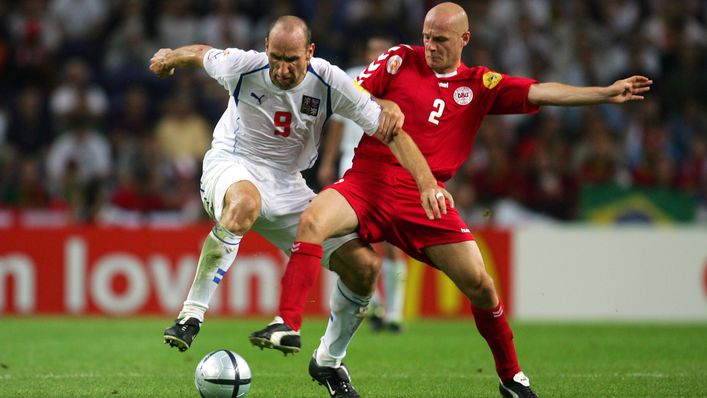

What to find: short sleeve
left=355, top=45, right=411, bottom=98
left=483, top=68, right=540, bottom=115
left=203, top=48, right=268, bottom=92
left=311, top=58, right=381, bottom=136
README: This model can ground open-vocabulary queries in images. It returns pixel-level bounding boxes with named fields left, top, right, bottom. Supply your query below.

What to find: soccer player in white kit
left=149, top=16, right=447, bottom=389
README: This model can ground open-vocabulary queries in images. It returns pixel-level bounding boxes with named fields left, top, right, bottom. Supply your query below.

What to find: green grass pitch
left=2, top=317, right=705, bottom=397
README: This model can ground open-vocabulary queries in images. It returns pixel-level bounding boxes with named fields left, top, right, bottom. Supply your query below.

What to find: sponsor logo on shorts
left=453, top=86, right=473, bottom=105
left=461, top=228, right=470, bottom=233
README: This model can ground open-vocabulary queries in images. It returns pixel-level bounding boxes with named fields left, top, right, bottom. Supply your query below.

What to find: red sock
left=278, top=241, right=323, bottom=331
left=471, top=302, right=521, bottom=381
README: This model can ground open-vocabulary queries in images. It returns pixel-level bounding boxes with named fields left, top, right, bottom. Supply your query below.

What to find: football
left=194, top=349, right=252, bottom=398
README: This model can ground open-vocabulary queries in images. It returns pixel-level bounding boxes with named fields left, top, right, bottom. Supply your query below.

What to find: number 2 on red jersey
left=428, top=99, right=445, bottom=125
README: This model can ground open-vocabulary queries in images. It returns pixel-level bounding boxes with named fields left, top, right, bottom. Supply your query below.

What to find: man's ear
left=461, top=31, right=470, bottom=47
left=306, top=43, right=315, bottom=61
left=264, top=37, right=270, bottom=52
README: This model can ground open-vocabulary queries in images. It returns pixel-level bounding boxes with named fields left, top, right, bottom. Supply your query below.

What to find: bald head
left=425, top=2, right=469, bottom=35
left=422, top=2, right=470, bottom=73
left=265, top=15, right=315, bottom=90
left=268, top=15, right=311, bottom=48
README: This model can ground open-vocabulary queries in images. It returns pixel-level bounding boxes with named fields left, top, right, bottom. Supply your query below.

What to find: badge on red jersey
left=386, top=55, right=403, bottom=75
left=453, top=86, right=473, bottom=105
left=483, top=71, right=502, bottom=89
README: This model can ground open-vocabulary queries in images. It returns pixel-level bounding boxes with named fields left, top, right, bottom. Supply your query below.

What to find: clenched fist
left=149, top=48, right=176, bottom=78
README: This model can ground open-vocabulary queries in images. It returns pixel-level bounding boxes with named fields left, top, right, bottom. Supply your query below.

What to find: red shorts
left=326, top=160, right=474, bottom=265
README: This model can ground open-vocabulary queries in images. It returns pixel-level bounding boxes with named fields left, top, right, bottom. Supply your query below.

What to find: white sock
left=179, top=224, right=241, bottom=322
left=316, top=279, right=370, bottom=367
left=382, top=257, right=407, bottom=324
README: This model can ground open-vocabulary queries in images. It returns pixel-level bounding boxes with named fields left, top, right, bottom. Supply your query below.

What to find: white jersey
left=203, top=48, right=382, bottom=173
left=329, top=65, right=366, bottom=177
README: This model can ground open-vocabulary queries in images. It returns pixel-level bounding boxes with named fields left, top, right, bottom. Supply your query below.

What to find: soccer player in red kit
left=251, top=3, right=652, bottom=397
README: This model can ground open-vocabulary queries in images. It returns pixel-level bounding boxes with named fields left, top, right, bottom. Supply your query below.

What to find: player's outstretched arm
left=149, top=44, right=214, bottom=78
left=386, top=130, right=454, bottom=220
left=527, top=75, right=653, bottom=106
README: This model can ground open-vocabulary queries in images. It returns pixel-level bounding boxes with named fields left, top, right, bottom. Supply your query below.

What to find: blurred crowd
left=0, top=0, right=705, bottom=226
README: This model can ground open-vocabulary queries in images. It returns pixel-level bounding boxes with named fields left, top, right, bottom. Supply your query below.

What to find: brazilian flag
left=580, top=184, right=696, bottom=224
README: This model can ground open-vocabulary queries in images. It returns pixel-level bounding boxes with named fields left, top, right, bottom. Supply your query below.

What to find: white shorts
left=200, top=149, right=357, bottom=268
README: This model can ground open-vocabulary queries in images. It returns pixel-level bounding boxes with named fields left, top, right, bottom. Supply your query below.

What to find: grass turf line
left=1, top=318, right=706, bottom=397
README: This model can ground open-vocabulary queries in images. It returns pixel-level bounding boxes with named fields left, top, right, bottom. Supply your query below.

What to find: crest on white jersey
left=386, top=55, right=403, bottom=75
left=300, top=95, right=320, bottom=116
left=453, top=86, right=473, bottom=105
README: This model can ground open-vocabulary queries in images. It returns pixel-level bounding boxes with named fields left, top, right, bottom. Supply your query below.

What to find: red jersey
left=354, top=45, right=539, bottom=182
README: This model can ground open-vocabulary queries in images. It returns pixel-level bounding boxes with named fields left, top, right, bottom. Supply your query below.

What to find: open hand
left=420, top=186, right=454, bottom=220
left=606, top=75, right=652, bottom=103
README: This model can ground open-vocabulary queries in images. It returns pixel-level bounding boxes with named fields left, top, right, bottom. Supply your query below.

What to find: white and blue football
left=194, top=349, right=252, bottom=398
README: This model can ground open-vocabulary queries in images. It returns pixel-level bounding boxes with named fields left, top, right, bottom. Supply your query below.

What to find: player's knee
left=353, top=253, right=382, bottom=291
left=339, top=254, right=381, bottom=296
left=297, top=208, right=327, bottom=240
left=220, top=216, right=253, bottom=236
left=220, top=196, right=259, bottom=235
left=467, top=271, right=496, bottom=302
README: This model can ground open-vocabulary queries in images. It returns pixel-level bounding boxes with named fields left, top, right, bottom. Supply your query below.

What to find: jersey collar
left=434, top=70, right=458, bottom=78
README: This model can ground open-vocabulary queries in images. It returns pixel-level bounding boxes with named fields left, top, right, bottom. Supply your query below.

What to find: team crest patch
left=300, top=95, right=320, bottom=116
left=453, top=86, right=473, bottom=105
left=483, top=71, right=502, bottom=89
left=386, top=55, right=403, bottom=75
